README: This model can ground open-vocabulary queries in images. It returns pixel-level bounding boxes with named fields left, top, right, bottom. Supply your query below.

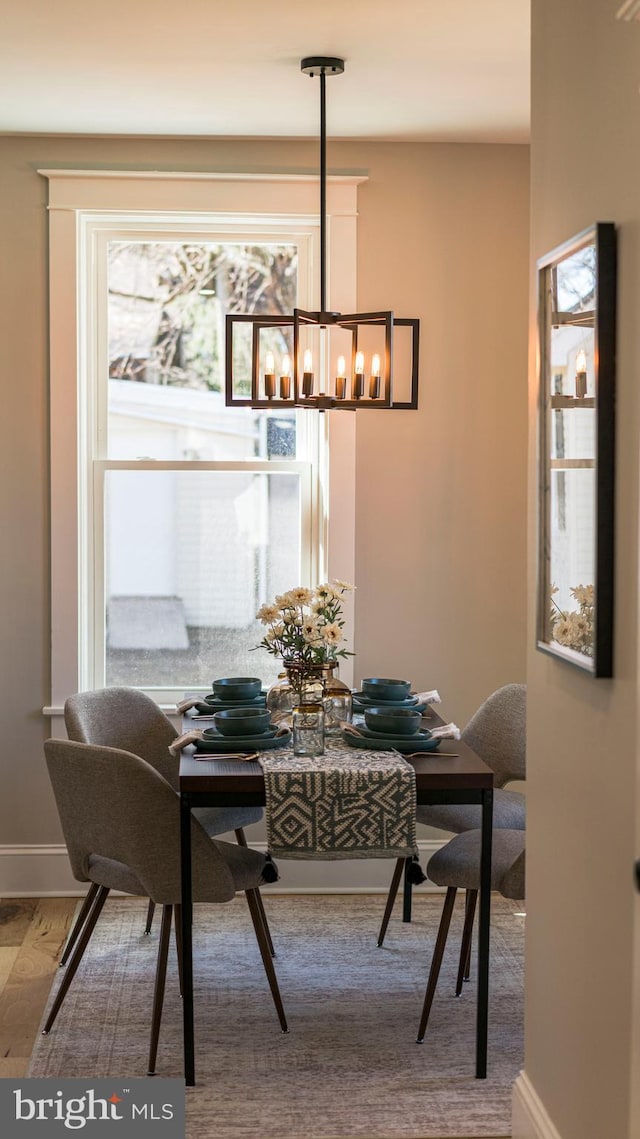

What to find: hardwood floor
left=0, top=897, right=75, bottom=1077
left=0, top=896, right=505, bottom=1139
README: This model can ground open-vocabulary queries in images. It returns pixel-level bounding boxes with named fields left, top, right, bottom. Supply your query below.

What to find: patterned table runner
left=258, top=741, right=418, bottom=860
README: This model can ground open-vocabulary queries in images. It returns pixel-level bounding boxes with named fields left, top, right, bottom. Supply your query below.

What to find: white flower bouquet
left=550, top=584, right=594, bottom=657
left=255, top=580, right=355, bottom=666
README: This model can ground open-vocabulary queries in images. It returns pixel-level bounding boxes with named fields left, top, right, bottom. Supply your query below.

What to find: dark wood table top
left=179, top=740, right=493, bottom=795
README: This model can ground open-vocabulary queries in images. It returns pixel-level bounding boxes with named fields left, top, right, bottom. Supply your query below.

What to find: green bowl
left=363, top=707, right=422, bottom=735
left=213, top=707, right=272, bottom=736
left=212, top=676, right=263, bottom=701
left=361, top=677, right=412, bottom=703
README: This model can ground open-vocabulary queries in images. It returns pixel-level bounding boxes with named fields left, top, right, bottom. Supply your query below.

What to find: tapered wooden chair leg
left=147, top=905, right=172, bottom=1076
left=144, top=899, right=156, bottom=936
left=245, top=888, right=288, bottom=1033
left=253, top=890, right=275, bottom=956
left=235, top=828, right=275, bottom=956
left=416, top=886, right=457, bottom=1043
left=456, top=888, right=477, bottom=995
left=377, top=858, right=405, bottom=947
left=59, top=883, right=100, bottom=966
left=174, top=903, right=184, bottom=998
left=43, top=886, right=110, bottom=1034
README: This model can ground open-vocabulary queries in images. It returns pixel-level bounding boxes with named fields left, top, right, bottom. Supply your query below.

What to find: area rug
left=29, top=894, right=524, bottom=1138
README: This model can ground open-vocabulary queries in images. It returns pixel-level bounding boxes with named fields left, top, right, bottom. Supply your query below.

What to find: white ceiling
left=1, top=0, right=530, bottom=142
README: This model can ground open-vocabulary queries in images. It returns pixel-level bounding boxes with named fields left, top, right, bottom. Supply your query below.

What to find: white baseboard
left=0, top=839, right=446, bottom=897
left=0, top=842, right=81, bottom=892
left=0, top=845, right=81, bottom=897
left=512, top=1072, right=564, bottom=1139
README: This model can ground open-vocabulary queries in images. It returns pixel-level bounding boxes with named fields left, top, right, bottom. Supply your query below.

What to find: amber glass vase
left=266, top=658, right=352, bottom=735
left=321, top=662, right=353, bottom=736
left=266, top=661, right=325, bottom=717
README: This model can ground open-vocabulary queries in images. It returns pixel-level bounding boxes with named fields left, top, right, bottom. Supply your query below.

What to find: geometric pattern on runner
left=259, top=742, right=417, bottom=860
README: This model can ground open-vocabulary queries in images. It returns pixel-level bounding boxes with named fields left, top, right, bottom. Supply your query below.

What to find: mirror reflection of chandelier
left=224, top=56, right=420, bottom=411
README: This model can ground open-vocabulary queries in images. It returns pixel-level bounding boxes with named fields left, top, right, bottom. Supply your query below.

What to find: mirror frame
left=536, top=222, right=617, bottom=677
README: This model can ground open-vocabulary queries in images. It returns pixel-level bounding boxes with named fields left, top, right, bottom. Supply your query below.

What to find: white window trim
left=41, top=170, right=361, bottom=714
left=87, top=215, right=319, bottom=703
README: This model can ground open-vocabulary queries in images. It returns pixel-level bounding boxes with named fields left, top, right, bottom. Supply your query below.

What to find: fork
left=194, top=751, right=260, bottom=762
left=391, top=746, right=460, bottom=760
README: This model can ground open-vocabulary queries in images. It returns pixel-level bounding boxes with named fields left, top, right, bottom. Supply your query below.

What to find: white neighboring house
left=106, top=379, right=297, bottom=651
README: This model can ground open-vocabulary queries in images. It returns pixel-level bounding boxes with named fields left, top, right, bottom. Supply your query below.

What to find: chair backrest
left=461, top=683, right=526, bottom=787
left=44, top=737, right=236, bottom=904
left=64, top=687, right=178, bottom=788
left=500, top=848, right=525, bottom=900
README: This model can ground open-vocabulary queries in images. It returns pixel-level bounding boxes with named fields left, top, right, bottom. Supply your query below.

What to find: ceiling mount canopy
left=224, top=56, right=420, bottom=411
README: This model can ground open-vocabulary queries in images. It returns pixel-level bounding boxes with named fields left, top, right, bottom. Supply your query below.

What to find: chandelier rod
left=319, top=66, right=327, bottom=314
left=301, top=57, right=344, bottom=314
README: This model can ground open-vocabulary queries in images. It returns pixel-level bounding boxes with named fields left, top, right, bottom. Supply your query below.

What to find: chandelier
left=224, top=57, right=420, bottom=411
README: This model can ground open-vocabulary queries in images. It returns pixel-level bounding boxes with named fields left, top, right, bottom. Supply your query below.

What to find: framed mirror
left=536, top=222, right=617, bottom=676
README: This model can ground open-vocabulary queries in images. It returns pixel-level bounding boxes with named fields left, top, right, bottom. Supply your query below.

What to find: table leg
left=180, top=792, right=195, bottom=1086
left=476, top=786, right=493, bottom=1078
left=402, top=856, right=413, bottom=922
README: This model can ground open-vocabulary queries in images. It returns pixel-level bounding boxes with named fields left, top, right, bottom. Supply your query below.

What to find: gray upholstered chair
left=416, top=827, right=525, bottom=1041
left=378, top=683, right=526, bottom=946
left=62, top=687, right=267, bottom=958
left=43, top=738, right=287, bottom=1075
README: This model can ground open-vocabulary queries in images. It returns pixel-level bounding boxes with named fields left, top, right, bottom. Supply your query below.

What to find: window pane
left=104, top=469, right=302, bottom=689
left=549, top=468, right=595, bottom=600
left=551, top=405, right=595, bottom=463
left=107, top=241, right=298, bottom=460
left=548, top=467, right=595, bottom=657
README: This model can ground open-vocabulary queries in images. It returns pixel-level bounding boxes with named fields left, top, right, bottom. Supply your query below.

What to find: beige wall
left=0, top=136, right=528, bottom=863
left=524, top=4, right=640, bottom=1138
left=352, top=144, right=529, bottom=724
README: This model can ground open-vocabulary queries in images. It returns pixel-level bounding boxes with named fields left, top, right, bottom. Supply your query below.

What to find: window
left=95, top=233, right=318, bottom=694
left=42, top=171, right=359, bottom=712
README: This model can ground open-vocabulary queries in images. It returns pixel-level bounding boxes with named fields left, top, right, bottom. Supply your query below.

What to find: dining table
left=178, top=708, right=494, bottom=1087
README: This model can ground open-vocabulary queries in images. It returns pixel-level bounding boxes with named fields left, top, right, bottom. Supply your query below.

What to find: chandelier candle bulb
left=335, top=355, right=347, bottom=399
left=264, top=351, right=276, bottom=399
left=575, top=348, right=588, bottom=398
left=302, top=348, right=314, bottom=397
left=353, top=351, right=365, bottom=399
left=280, top=353, right=291, bottom=399
left=369, top=353, right=381, bottom=399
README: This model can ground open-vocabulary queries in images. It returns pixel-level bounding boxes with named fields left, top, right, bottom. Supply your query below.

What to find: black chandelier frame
left=224, top=56, right=420, bottom=411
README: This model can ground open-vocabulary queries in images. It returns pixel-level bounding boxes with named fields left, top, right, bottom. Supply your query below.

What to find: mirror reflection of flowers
left=550, top=584, right=594, bottom=656
left=255, top=580, right=355, bottom=665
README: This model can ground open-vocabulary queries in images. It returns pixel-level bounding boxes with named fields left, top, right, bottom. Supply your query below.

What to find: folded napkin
left=428, top=722, right=460, bottom=740
left=415, top=689, right=441, bottom=704
left=169, top=728, right=204, bottom=754
left=176, top=696, right=203, bottom=715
